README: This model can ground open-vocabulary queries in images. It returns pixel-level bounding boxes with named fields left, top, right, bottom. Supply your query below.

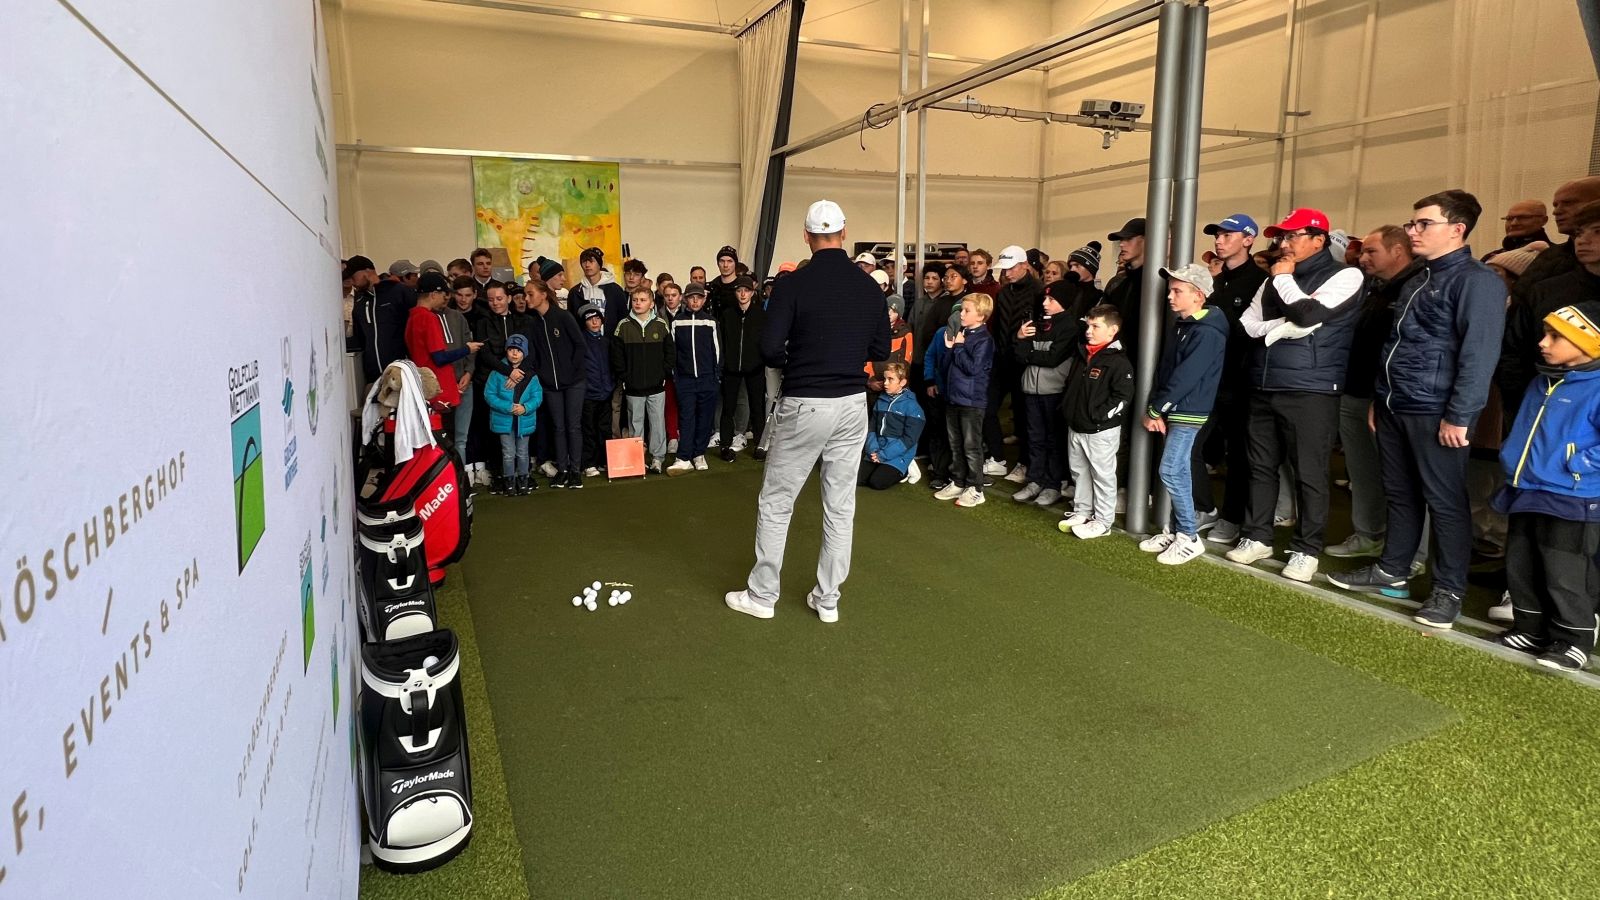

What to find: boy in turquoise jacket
left=485, top=334, right=544, bottom=496
left=859, top=362, right=926, bottom=490
left=1495, top=301, right=1600, bottom=671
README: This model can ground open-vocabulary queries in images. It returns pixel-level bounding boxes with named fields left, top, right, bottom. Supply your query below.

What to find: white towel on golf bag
left=363, top=360, right=437, bottom=464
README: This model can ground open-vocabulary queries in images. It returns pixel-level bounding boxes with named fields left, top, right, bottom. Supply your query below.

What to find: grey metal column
left=1124, top=0, right=1186, bottom=536
left=1149, top=0, right=1209, bottom=531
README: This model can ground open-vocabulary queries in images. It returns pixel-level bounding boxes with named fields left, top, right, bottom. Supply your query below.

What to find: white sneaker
left=1004, top=464, right=1029, bottom=483
left=955, top=487, right=986, bottom=507
left=693, top=456, right=709, bottom=471
left=724, top=590, right=773, bottom=620
left=934, top=483, right=964, bottom=501
left=1225, top=538, right=1274, bottom=565
left=1139, top=531, right=1176, bottom=553
left=742, top=430, right=754, bottom=440
left=1489, top=591, right=1513, bottom=622
left=648, top=457, right=664, bottom=474
left=902, top=459, right=922, bottom=484
left=1013, top=483, right=1042, bottom=502
left=708, top=434, right=721, bottom=449
left=1003, top=434, right=1019, bottom=445
left=540, top=461, right=559, bottom=478
left=730, top=434, right=749, bottom=452
left=806, top=593, right=839, bottom=624
left=1073, top=520, right=1112, bottom=540
left=1282, top=551, right=1319, bottom=582
left=1060, top=511, right=1091, bottom=529
left=1157, top=533, right=1206, bottom=565
left=667, top=438, right=679, bottom=454
left=1034, top=489, right=1062, bottom=507
left=982, top=458, right=1008, bottom=477
left=583, top=466, right=601, bottom=478
left=666, top=459, right=694, bottom=475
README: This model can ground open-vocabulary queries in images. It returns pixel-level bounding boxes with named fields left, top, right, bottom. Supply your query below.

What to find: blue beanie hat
left=506, top=334, right=529, bottom=355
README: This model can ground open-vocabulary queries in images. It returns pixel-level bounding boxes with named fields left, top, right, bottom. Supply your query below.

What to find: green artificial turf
left=358, top=576, right=531, bottom=900
left=359, top=464, right=1600, bottom=900
left=459, top=468, right=1447, bottom=899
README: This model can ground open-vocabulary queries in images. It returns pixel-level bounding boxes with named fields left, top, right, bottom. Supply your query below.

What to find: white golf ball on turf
left=585, top=600, right=597, bottom=611
left=591, top=581, right=602, bottom=592
left=572, top=596, right=583, bottom=607
left=607, top=596, right=618, bottom=606
left=620, top=591, right=632, bottom=603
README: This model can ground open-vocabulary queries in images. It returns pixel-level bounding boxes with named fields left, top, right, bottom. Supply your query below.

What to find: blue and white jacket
left=864, top=390, right=926, bottom=475
left=671, top=307, right=721, bottom=389
left=1499, top=361, right=1600, bottom=514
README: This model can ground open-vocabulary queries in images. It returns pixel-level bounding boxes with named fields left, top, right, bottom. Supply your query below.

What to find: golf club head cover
left=355, top=502, right=437, bottom=643
left=358, top=629, right=474, bottom=873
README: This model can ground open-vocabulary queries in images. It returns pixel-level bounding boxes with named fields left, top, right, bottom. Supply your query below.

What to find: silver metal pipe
left=1124, top=0, right=1186, bottom=537
left=930, top=98, right=1276, bottom=138
left=916, top=0, right=930, bottom=285
left=895, top=0, right=910, bottom=282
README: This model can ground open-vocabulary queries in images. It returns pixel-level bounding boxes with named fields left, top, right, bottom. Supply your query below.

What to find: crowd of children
left=348, top=182, right=1600, bottom=671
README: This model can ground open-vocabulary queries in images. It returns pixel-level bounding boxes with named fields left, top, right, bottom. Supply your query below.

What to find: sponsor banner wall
left=1, top=1, right=358, bottom=897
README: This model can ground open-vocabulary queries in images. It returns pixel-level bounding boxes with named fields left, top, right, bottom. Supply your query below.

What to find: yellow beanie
left=1545, top=302, right=1600, bottom=360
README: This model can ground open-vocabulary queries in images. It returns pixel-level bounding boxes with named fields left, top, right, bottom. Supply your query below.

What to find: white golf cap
left=854, top=252, right=879, bottom=265
left=804, top=199, right=846, bottom=234
left=871, top=269, right=891, bottom=286
left=994, top=245, right=1028, bottom=269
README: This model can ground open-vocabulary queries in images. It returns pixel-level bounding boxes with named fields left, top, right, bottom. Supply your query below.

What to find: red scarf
left=1086, top=340, right=1110, bottom=362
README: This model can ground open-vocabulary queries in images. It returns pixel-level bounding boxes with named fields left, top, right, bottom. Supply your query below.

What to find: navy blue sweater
left=760, top=248, right=891, bottom=398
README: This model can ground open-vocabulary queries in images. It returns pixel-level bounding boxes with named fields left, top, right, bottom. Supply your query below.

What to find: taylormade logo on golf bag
left=418, top=483, right=453, bottom=522
left=390, top=769, right=455, bottom=794
left=383, top=599, right=427, bottom=614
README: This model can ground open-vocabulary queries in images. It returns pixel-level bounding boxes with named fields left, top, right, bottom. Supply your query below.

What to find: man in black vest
left=1221, top=208, right=1364, bottom=583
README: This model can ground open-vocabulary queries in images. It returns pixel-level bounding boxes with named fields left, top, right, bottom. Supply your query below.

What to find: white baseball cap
left=871, top=269, right=891, bottom=287
left=854, top=252, right=879, bottom=265
left=804, top=199, right=846, bottom=234
left=994, top=245, right=1027, bottom=269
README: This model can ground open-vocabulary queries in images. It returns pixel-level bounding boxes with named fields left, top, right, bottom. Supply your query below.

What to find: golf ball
left=607, top=596, right=618, bottom=607
left=620, top=591, right=632, bottom=602
left=585, top=600, right=597, bottom=611
left=591, top=581, right=602, bottom=592
left=572, top=596, right=583, bottom=607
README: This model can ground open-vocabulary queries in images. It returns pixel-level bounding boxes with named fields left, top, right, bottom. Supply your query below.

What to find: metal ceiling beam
left=335, top=142, right=738, bottom=169
left=773, top=0, right=1162, bottom=159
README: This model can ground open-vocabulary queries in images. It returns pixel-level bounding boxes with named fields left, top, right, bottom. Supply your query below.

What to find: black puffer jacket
left=1060, top=338, right=1135, bottom=433
left=473, top=309, right=534, bottom=385
left=353, top=280, right=417, bottom=382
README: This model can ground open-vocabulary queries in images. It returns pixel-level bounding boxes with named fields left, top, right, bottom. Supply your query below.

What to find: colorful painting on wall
left=472, top=157, right=622, bottom=283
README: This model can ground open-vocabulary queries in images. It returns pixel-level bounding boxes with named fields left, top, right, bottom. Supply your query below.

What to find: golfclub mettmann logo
left=229, top=361, right=265, bottom=573
left=390, top=769, right=455, bottom=794
left=383, top=599, right=427, bottom=614
left=418, top=483, right=454, bottom=521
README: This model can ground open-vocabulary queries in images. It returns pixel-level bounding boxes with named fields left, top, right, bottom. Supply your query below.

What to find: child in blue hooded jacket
left=1494, top=301, right=1600, bottom=672
left=859, top=362, right=926, bottom=490
left=484, top=334, right=544, bottom=495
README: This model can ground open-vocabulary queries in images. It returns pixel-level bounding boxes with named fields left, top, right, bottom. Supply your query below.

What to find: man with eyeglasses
left=1489, top=200, right=1551, bottom=257
left=1221, top=209, right=1363, bottom=583
left=1509, top=177, right=1600, bottom=307
left=1329, top=190, right=1506, bottom=630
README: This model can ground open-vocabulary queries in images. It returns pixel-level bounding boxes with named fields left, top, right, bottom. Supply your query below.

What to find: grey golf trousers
left=746, top=393, right=869, bottom=610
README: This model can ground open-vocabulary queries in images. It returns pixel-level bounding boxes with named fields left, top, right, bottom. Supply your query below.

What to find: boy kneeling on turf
left=860, top=362, right=926, bottom=489
left=935, top=294, right=995, bottom=508
left=1140, top=263, right=1227, bottom=565
left=1494, top=301, right=1600, bottom=671
left=1058, top=304, right=1135, bottom=539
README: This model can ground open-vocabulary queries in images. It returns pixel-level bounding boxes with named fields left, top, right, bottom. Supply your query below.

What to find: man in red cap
left=1223, top=208, right=1364, bottom=584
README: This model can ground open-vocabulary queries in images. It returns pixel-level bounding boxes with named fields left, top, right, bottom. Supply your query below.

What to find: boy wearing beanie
left=484, top=334, right=543, bottom=495
left=1066, top=241, right=1104, bottom=291
left=1494, top=301, right=1600, bottom=671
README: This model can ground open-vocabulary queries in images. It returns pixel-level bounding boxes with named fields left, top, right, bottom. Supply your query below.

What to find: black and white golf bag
left=356, top=499, right=438, bottom=643
left=359, top=630, right=474, bottom=872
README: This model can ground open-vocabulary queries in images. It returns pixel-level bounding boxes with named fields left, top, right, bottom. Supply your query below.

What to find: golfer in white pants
left=725, top=200, right=890, bottom=623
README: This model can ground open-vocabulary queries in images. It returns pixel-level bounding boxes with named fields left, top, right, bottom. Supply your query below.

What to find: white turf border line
left=1185, top=538, right=1600, bottom=691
